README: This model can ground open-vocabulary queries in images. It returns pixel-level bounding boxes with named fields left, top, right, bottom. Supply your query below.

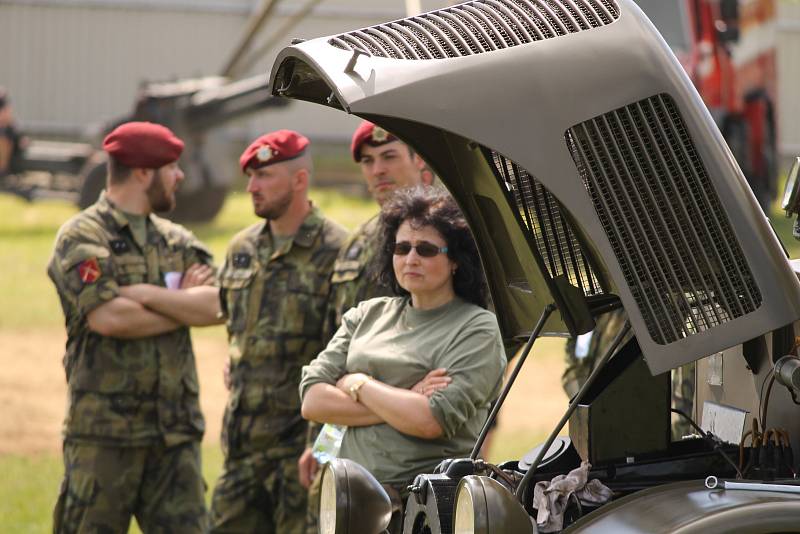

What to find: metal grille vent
left=484, top=148, right=604, bottom=297
left=328, top=0, right=620, bottom=60
left=566, top=93, right=762, bottom=345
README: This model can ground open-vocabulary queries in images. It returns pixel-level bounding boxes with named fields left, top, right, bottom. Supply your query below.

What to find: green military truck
left=268, top=0, right=800, bottom=532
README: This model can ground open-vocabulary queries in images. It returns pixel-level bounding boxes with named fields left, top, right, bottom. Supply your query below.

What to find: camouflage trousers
left=53, top=439, right=207, bottom=534
left=209, top=452, right=309, bottom=534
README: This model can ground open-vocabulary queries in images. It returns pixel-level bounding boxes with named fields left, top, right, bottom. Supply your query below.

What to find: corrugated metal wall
left=778, top=1, right=800, bottom=157
left=4, top=0, right=799, bottom=152
left=0, top=0, right=448, bottom=140
left=1, top=2, right=244, bottom=133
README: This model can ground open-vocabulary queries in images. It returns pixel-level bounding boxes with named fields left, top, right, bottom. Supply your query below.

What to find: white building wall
left=8, top=0, right=794, bottom=152
left=0, top=0, right=449, bottom=140
left=778, top=0, right=800, bottom=158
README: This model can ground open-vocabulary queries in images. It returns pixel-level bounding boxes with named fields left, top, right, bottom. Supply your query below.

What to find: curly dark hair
left=374, top=186, right=488, bottom=308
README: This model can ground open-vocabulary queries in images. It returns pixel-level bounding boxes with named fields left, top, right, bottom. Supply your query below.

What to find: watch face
left=782, top=157, right=800, bottom=215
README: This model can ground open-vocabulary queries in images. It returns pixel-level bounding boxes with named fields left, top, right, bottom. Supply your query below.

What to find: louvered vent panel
left=484, top=148, right=604, bottom=297
left=566, top=93, right=762, bottom=345
left=329, top=0, right=620, bottom=59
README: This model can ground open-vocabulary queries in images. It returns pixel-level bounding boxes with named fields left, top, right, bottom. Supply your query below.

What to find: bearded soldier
left=48, top=122, right=221, bottom=533
left=208, top=130, right=347, bottom=533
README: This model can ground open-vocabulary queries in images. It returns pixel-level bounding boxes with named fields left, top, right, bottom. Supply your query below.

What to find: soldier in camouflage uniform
left=298, top=121, right=434, bottom=529
left=562, top=309, right=631, bottom=398
left=320, top=120, right=433, bottom=340
left=563, top=308, right=695, bottom=437
left=47, top=122, right=222, bottom=533
left=208, top=130, right=347, bottom=533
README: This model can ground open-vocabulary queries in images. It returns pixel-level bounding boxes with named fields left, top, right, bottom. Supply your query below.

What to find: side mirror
left=716, top=0, right=740, bottom=44
left=781, top=157, right=800, bottom=216
left=781, top=157, right=800, bottom=239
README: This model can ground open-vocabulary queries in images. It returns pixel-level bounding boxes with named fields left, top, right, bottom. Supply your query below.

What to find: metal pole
left=470, top=304, right=556, bottom=460
left=222, top=0, right=282, bottom=78
left=516, top=320, right=632, bottom=504
left=237, top=0, right=325, bottom=75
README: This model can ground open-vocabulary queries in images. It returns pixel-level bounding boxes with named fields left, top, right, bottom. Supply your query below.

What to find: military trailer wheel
left=748, top=95, right=777, bottom=212
left=170, top=185, right=227, bottom=222
left=78, top=160, right=107, bottom=209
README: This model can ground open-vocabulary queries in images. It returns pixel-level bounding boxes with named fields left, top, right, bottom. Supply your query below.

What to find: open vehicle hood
left=268, top=0, right=800, bottom=374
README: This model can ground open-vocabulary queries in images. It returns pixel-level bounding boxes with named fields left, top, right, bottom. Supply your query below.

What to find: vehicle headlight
left=319, top=458, right=392, bottom=534
left=453, top=475, right=534, bottom=534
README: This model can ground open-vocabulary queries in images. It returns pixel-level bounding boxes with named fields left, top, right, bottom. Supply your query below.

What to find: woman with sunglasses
left=299, top=186, right=505, bottom=529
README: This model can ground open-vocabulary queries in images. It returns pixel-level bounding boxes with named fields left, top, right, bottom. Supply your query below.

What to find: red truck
left=636, top=0, right=777, bottom=210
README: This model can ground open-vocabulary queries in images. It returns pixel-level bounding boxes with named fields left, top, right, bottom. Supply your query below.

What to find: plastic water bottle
left=312, top=424, right=345, bottom=464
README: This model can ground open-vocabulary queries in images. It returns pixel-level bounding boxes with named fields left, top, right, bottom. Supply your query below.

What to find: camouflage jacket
left=218, top=206, right=347, bottom=459
left=47, top=192, right=213, bottom=447
left=322, top=215, right=394, bottom=341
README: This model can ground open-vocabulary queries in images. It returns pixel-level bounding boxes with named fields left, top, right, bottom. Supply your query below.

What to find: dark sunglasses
left=393, top=241, right=448, bottom=257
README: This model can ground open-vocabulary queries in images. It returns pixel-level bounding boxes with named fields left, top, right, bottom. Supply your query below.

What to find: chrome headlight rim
left=453, top=475, right=533, bottom=534
left=318, top=458, right=393, bottom=534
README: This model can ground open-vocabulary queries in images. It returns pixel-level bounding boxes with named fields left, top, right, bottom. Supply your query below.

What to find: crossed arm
left=301, top=368, right=451, bottom=439
left=87, top=296, right=182, bottom=338
left=86, top=263, right=223, bottom=337
left=0, top=136, right=12, bottom=173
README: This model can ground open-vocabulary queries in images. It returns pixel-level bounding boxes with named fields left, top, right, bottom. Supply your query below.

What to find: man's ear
left=412, top=154, right=435, bottom=186
left=417, top=157, right=436, bottom=187
left=131, top=167, right=155, bottom=188
left=293, top=168, right=309, bottom=191
left=413, top=153, right=426, bottom=171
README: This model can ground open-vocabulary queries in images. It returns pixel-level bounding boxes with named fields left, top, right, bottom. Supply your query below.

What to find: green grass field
left=0, top=188, right=378, bottom=532
left=0, top=185, right=797, bottom=532
left=0, top=188, right=379, bottom=331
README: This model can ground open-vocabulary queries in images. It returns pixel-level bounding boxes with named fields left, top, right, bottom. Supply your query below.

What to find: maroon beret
left=240, top=130, right=310, bottom=172
left=102, top=122, right=184, bottom=169
left=351, top=121, right=398, bottom=162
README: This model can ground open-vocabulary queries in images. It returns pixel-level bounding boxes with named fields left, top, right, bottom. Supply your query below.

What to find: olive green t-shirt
left=123, top=211, right=148, bottom=249
left=299, top=296, right=506, bottom=487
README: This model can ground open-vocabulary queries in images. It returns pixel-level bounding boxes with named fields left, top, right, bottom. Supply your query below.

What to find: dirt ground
left=0, top=330, right=567, bottom=456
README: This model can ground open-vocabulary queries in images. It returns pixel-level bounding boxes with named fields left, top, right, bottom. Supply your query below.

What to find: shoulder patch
left=345, top=243, right=362, bottom=260
left=77, top=258, right=101, bottom=284
left=109, top=239, right=130, bottom=254
left=232, top=253, right=252, bottom=269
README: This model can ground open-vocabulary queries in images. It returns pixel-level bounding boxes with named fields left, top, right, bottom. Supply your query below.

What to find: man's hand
left=181, top=263, right=215, bottom=289
left=297, top=447, right=318, bottom=489
left=410, top=368, right=451, bottom=397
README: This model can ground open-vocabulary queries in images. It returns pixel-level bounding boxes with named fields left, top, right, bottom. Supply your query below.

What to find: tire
left=79, top=155, right=227, bottom=222
left=752, top=97, right=777, bottom=211
left=722, top=112, right=775, bottom=213
left=77, top=160, right=107, bottom=209
left=721, top=100, right=776, bottom=213
left=169, top=185, right=227, bottom=223
left=168, top=153, right=228, bottom=223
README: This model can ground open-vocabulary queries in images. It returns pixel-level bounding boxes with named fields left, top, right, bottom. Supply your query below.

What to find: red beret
left=102, top=122, right=184, bottom=169
left=240, top=130, right=310, bottom=172
left=351, top=121, right=398, bottom=162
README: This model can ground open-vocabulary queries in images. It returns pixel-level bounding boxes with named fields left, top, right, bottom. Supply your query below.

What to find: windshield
left=634, top=0, right=691, bottom=54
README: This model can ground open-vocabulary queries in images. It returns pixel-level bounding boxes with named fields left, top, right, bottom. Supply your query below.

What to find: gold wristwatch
left=348, top=376, right=372, bottom=402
